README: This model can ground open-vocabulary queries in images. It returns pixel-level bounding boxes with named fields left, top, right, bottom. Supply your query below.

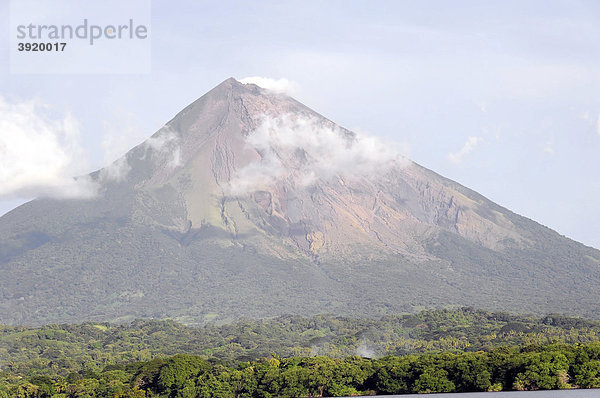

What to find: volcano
left=1, top=78, right=599, bottom=325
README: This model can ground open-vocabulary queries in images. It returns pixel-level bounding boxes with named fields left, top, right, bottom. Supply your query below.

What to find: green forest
left=2, top=308, right=600, bottom=397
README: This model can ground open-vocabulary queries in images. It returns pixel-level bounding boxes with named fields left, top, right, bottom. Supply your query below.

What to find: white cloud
left=227, top=151, right=284, bottom=195
left=98, top=125, right=182, bottom=183
left=140, top=127, right=182, bottom=170
left=99, top=157, right=131, bottom=182
left=227, top=115, right=409, bottom=195
left=96, top=124, right=183, bottom=183
left=167, top=146, right=182, bottom=169
left=0, top=96, right=98, bottom=199
left=239, top=76, right=298, bottom=95
left=144, top=128, right=178, bottom=153
left=596, top=114, right=600, bottom=136
left=447, top=136, right=483, bottom=164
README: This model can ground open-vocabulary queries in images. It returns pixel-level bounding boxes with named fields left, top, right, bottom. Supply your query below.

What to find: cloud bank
left=447, top=136, right=483, bottom=164
left=228, top=115, right=409, bottom=195
left=239, top=76, right=298, bottom=95
left=0, top=96, right=98, bottom=199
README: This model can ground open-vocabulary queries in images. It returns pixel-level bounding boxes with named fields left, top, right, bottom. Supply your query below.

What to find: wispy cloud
left=167, top=146, right=182, bottom=168
left=99, top=114, right=142, bottom=182
left=239, top=76, right=298, bottom=95
left=227, top=115, right=409, bottom=195
left=356, top=340, right=377, bottom=358
left=98, top=125, right=181, bottom=183
left=99, top=157, right=131, bottom=182
left=0, top=96, right=98, bottom=199
left=447, top=136, right=483, bottom=164
left=144, top=129, right=178, bottom=153
left=144, top=128, right=182, bottom=167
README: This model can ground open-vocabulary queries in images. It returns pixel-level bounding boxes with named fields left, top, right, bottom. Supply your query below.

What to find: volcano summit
left=1, top=78, right=599, bottom=325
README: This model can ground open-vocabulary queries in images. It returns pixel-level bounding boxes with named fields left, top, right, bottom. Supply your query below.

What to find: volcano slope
left=1, top=78, right=599, bottom=325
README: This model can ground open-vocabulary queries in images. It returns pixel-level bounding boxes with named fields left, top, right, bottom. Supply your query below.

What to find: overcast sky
left=1, top=0, right=599, bottom=249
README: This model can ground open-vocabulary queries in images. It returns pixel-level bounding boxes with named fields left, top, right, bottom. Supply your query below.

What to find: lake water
left=379, top=389, right=600, bottom=397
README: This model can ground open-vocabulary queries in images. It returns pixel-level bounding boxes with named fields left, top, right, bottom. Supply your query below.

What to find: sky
left=1, top=0, right=599, bottom=249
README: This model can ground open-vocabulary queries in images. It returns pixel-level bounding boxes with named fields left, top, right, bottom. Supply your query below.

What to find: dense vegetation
left=4, top=343, right=600, bottom=397
left=2, top=308, right=600, bottom=396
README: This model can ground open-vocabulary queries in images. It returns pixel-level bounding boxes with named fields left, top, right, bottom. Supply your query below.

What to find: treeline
left=3, top=342, right=600, bottom=397
left=2, top=308, right=600, bottom=381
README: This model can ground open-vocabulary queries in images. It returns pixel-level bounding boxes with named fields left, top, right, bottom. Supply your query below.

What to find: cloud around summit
left=239, top=76, right=299, bottom=95
left=447, top=136, right=483, bottom=164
